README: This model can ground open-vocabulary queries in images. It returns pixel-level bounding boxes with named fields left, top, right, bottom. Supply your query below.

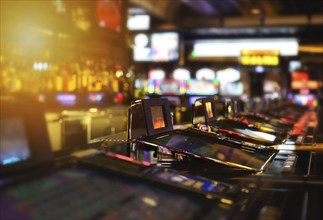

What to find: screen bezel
left=0, top=101, right=53, bottom=175
left=142, top=99, right=173, bottom=137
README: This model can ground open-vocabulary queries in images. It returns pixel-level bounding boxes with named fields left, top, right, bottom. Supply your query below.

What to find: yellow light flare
left=299, top=45, right=323, bottom=53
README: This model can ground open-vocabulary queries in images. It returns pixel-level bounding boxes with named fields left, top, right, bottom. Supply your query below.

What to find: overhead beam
left=179, top=14, right=323, bottom=28
left=181, top=0, right=219, bottom=15
left=129, top=0, right=170, bottom=20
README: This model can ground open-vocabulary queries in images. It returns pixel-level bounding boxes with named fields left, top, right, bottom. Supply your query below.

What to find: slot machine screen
left=205, top=102, right=214, bottom=119
left=0, top=118, right=31, bottom=165
left=151, top=106, right=166, bottom=129
left=142, top=99, right=173, bottom=137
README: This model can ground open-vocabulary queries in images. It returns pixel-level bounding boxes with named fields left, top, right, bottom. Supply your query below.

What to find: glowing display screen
left=0, top=118, right=31, bottom=165
left=151, top=106, right=165, bottom=129
left=149, top=133, right=273, bottom=171
left=205, top=102, right=214, bottom=118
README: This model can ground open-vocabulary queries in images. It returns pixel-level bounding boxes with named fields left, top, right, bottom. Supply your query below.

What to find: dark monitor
left=0, top=101, right=53, bottom=175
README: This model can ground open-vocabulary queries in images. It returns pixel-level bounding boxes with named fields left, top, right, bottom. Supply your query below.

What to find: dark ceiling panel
left=130, top=0, right=322, bottom=28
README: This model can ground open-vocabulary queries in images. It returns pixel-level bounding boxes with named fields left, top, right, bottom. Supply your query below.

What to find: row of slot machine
left=76, top=96, right=321, bottom=219
left=138, top=67, right=243, bottom=124
left=136, top=67, right=320, bottom=125
left=2, top=92, right=125, bottom=111
left=0, top=92, right=321, bottom=219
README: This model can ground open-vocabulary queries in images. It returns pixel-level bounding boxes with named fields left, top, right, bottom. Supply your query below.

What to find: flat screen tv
left=133, top=32, right=179, bottom=62
left=127, top=14, right=150, bottom=31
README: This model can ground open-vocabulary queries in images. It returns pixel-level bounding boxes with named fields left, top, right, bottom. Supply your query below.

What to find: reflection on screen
left=227, top=104, right=234, bottom=118
left=151, top=106, right=165, bottom=129
left=0, top=118, right=31, bottom=165
left=155, top=171, right=229, bottom=194
left=234, top=129, right=276, bottom=142
left=205, top=102, right=214, bottom=118
left=150, top=134, right=271, bottom=170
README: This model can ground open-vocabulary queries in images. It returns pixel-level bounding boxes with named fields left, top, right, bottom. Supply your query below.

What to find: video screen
left=133, top=32, right=179, bottom=62
left=0, top=118, right=31, bottom=165
left=127, top=14, right=150, bottom=31
left=149, top=134, right=273, bottom=171
left=205, top=102, right=214, bottom=118
left=151, top=106, right=166, bottom=129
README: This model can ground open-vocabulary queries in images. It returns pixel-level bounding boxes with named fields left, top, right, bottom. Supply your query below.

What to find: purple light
left=56, top=94, right=76, bottom=105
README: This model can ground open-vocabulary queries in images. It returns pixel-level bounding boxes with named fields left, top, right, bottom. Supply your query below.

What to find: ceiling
left=129, top=0, right=323, bottom=63
left=129, top=0, right=323, bottom=34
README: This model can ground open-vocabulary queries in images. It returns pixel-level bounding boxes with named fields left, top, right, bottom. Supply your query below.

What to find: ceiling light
left=251, top=8, right=260, bottom=15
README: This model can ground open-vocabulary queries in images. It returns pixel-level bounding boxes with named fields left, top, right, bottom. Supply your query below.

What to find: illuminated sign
left=240, top=50, right=280, bottom=66
left=191, top=38, right=298, bottom=58
left=291, top=72, right=319, bottom=90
